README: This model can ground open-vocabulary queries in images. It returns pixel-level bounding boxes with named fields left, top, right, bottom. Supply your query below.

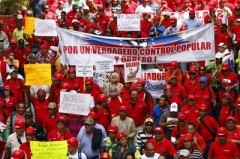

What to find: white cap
left=83, top=6, right=89, bottom=10
left=218, top=42, right=226, bottom=48
left=27, top=10, right=33, bottom=14
left=17, top=15, right=23, bottom=19
left=215, top=52, right=223, bottom=59
left=163, top=12, right=170, bottom=16
left=72, top=19, right=79, bottom=23
left=170, top=102, right=178, bottom=112
left=179, top=149, right=190, bottom=157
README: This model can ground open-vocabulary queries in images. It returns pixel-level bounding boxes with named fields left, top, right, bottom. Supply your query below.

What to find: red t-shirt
left=171, top=125, right=188, bottom=138
left=32, top=97, right=50, bottom=126
left=47, top=129, right=72, bottom=141
left=43, top=114, right=60, bottom=135
left=64, top=77, right=83, bottom=91
left=181, top=105, right=199, bottom=125
left=218, top=105, right=232, bottom=127
left=5, top=78, right=25, bottom=102
left=171, top=85, right=187, bottom=103
left=137, top=90, right=154, bottom=115
left=0, top=96, right=17, bottom=123
left=227, top=128, right=240, bottom=153
left=148, top=137, right=176, bottom=156
left=108, top=96, right=123, bottom=117
left=20, top=142, right=31, bottom=159
left=90, top=107, right=110, bottom=130
left=183, top=78, right=199, bottom=96
left=140, top=20, right=153, bottom=36
left=208, top=140, right=239, bottom=159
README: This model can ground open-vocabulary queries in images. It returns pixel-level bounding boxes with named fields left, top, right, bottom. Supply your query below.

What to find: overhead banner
left=58, top=24, right=215, bottom=65
left=141, top=69, right=166, bottom=98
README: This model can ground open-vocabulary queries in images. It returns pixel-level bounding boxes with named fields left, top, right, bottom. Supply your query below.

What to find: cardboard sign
left=95, top=60, right=114, bottom=72
left=76, top=65, right=93, bottom=77
left=117, top=14, right=141, bottom=31
left=34, top=19, right=57, bottom=36
left=124, top=61, right=141, bottom=82
left=24, top=17, right=35, bottom=34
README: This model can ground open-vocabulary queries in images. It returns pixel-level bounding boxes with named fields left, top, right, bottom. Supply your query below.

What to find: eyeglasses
left=199, top=81, right=206, bottom=84
left=189, top=72, right=196, bottom=75
left=145, top=124, right=153, bottom=127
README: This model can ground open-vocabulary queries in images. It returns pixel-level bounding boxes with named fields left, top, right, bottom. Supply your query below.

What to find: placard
left=95, top=60, right=114, bottom=72
left=124, top=61, right=141, bottom=82
left=76, top=65, right=93, bottom=77
left=24, top=64, right=52, bottom=85
left=24, top=17, right=35, bottom=34
left=34, top=19, right=57, bottom=36
left=117, top=14, right=140, bottom=31
left=30, top=141, right=67, bottom=159
left=59, top=92, right=91, bottom=115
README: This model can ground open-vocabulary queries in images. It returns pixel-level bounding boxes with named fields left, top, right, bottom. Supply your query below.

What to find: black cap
left=25, top=112, right=33, bottom=118
left=18, top=39, right=25, bottom=45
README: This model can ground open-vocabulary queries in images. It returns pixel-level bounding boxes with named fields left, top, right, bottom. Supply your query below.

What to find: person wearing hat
left=77, top=117, right=104, bottom=159
left=135, top=0, right=153, bottom=15
left=177, top=123, right=206, bottom=153
left=49, top=73, right=64, bottom=102
left=176, top=134, right=203, bottom=159
left=159, top=102, right=179, bottom=140
left=161, top=12, right=172, bottom=29
left=47, top=115, right=72, bottom=141
left=181, top=95, right=199, bottom=124
left=103, top=72, right=123, bottom=96
left=12, top=20, right=29, bottom=46
left=148, top=127, right=177, bottom=158
left=67, top=137, right=87, bottom=159
left=194, top=76, right=217, bottom=111
left=107, top=86, right=123, bottom=118
left=225, top=116, right=240, bottom=151
left=216, top=41, right=232, bottom=63
left=140, top=12, right=153, bottom=36
left=177, top=149, right=190, bottom=159
left=42, top=102, right=60, bottom=136
left=163, top=85, right=183, bottom=110
left=104, top=124, right=118, bottom=152
left=208, top=127, right=239, bottom=159
left=163, top=17, right=181, bottom=36
left=135, top=118, right=155, bottom=153
left=183, top=65, right=199, bottom=96
left=11, top=149, right=26, bottom=159
left=196, top=103, right=219, bottom=157
left=5, top=119, right=26, bottom=159
left=0, top=85, right=17, bottom=123
left=169, top=75, right=187, bottom=104
left=90, top=94, right=111, bottom=130
left=35, top=43, right=55, bottom=64
left=171, top=113, right=188, bottom=145
left=182, top=9, right=202, bottom=29
left=19, top=126, right=36, bottom=159
left=149, top=15, right=165, bottom=37
left=109, top=132, right=140, bottom=159
left=212, top=92, right=235, bottom=127
left=25, top=112, right=45, bottom=141
left=111, top=105, right=137, bottom=144
left=71, top=19, right=83, bottom=31
left=218, top=0, right=233, bottom=24
left=161, top=0, right=172, bottom=12
left=55, top=1, right=65, bottom=19
left=215, top=62, right=238, bottom=101
left=229, top=97, right=240, bottom=126
left=66, top=4, right=78, bottom=22
left=99, top=152, right=111, bottom=159
left=64, top=66, right=83, bottom=92
left=82, top=5, right=96, bottom=21
left=165, top=60, right=187, bottom=86
left=95, top=7, right=110, bottom=35
left=5, top=39, right=18, bottom=58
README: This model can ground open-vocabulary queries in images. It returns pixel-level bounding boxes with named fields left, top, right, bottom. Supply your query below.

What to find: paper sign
left=117, top=14, right=140, bottom=31
left=59, top=92, right=91, bottom=116
left=30, top=141, right=68, bottom=159
left=124, top=61, right=141, bottom=82
left=95, top=60, right=114, bottom=72
left=34, top=19, right=57, bottom=36
left=24, top=64, right=52, bottom=85
left=76, top=65, right=93, bottom=77
left=24, top=17, right=35, bottom=34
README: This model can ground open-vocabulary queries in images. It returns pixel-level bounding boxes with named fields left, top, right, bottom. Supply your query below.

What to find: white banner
left=117, top=14, right=141, bottom=31
left=59, top=91, right=91, bottom=115
left=58, top=24, right=215, bottom=65
left=141, top=69, right=166, bottom=98
left=35, top=19, right=57, bottom=36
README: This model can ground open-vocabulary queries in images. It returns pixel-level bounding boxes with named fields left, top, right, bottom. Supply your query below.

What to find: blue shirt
left=183, top=18, right=202, bottom=29
left=152, top=105, right=170, bottom=127
left=149, top=25, right=166, bottom=37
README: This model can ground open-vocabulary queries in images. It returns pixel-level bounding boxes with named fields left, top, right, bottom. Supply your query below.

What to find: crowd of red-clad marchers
left=0, top=0, right=240, bottom=158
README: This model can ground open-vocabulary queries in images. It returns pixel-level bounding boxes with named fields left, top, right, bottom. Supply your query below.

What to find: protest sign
left=124, top=61, right=141, bottom=82
left=59, top=92, right=91, bottom=115
left=24, top=17, right=35, bottom=34
left=117, top=14, right=141, bottom=31
left=141, top=69, right=166, bottom=98
left=76, top=65, right=93, bottom=77
left=24, top=64, right=52, bottom=85
left=30, top=141, right=67, bottom=159
left=58, top=24, right=215, bottom=65
left=34, top=19, right=57, bottom=36
left=95, top=60, right=114, bottom=72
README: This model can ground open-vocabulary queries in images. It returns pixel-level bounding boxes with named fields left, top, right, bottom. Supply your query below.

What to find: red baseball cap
left=170, top=17, right=177, bottom=23
left=154, top=127, right=163, bottom=133
left=119, top=105, right=128, bottom=111
left=68, top=67, right=76, bottom=73
left=40, top=44, right=49, bottom=50
left=217, top=127, right=227, bottom=136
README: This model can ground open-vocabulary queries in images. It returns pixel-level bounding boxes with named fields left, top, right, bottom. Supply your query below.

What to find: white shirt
left=140, top=153, right=161, bottom=159
left=6, top=132, right=26, bottom=153
left=68, top=151, right=87, bottom=159
left=135, top=5, right=153, bottom=15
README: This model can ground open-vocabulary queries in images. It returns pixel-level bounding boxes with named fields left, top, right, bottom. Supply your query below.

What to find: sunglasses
left=145, top=124, right=153, bottom=127
left=189, top=72, right=196, bottom=75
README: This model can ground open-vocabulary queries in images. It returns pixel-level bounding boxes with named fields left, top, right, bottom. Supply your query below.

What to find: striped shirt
left=135, top=129, right=154, bottom=150
left=176, top=149, right=203, bottom=159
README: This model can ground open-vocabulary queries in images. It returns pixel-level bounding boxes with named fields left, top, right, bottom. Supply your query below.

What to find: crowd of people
left=0, top=0, right=240, bottom=159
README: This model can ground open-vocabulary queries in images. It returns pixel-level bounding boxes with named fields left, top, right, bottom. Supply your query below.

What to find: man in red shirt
left=42, top=102, right=60, bottom=136
left=64, top=67, right=83, bottom=92
left=170, top=75, right=187, bottom=104
left=108, top=87, right=123, bottom=118
left=140, top=13, right=152, bottom=36
left=122, top=0, right=135, bottom=14
left=226, top=116, right=240, bottom=153
left=147, top=127, right=177, bottom=158
left=208, top=127, right=239, bottom=159
left=96, top=7, right=110, bottom=34
left=184, top=65, right=199, bottom=96
left=194, top=76, right=216, bottom=112
left=123, top=89, right=148, bottom=130
left=230, top=97, right=240, bottom=125
left=164, top=84, right=183, bottom=110
left=66, top=4, right=78, bottom=22
left=19, top=126, right=36, bottom=159
left=181, top=94, right=199, bottom=125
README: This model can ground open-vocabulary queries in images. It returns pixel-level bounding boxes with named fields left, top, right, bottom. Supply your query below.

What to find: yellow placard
left=30, top=141, right=68, bottom=159
left=24, top=17, right=35, bottom=34
left=24, top=64, right=52, bottom=85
